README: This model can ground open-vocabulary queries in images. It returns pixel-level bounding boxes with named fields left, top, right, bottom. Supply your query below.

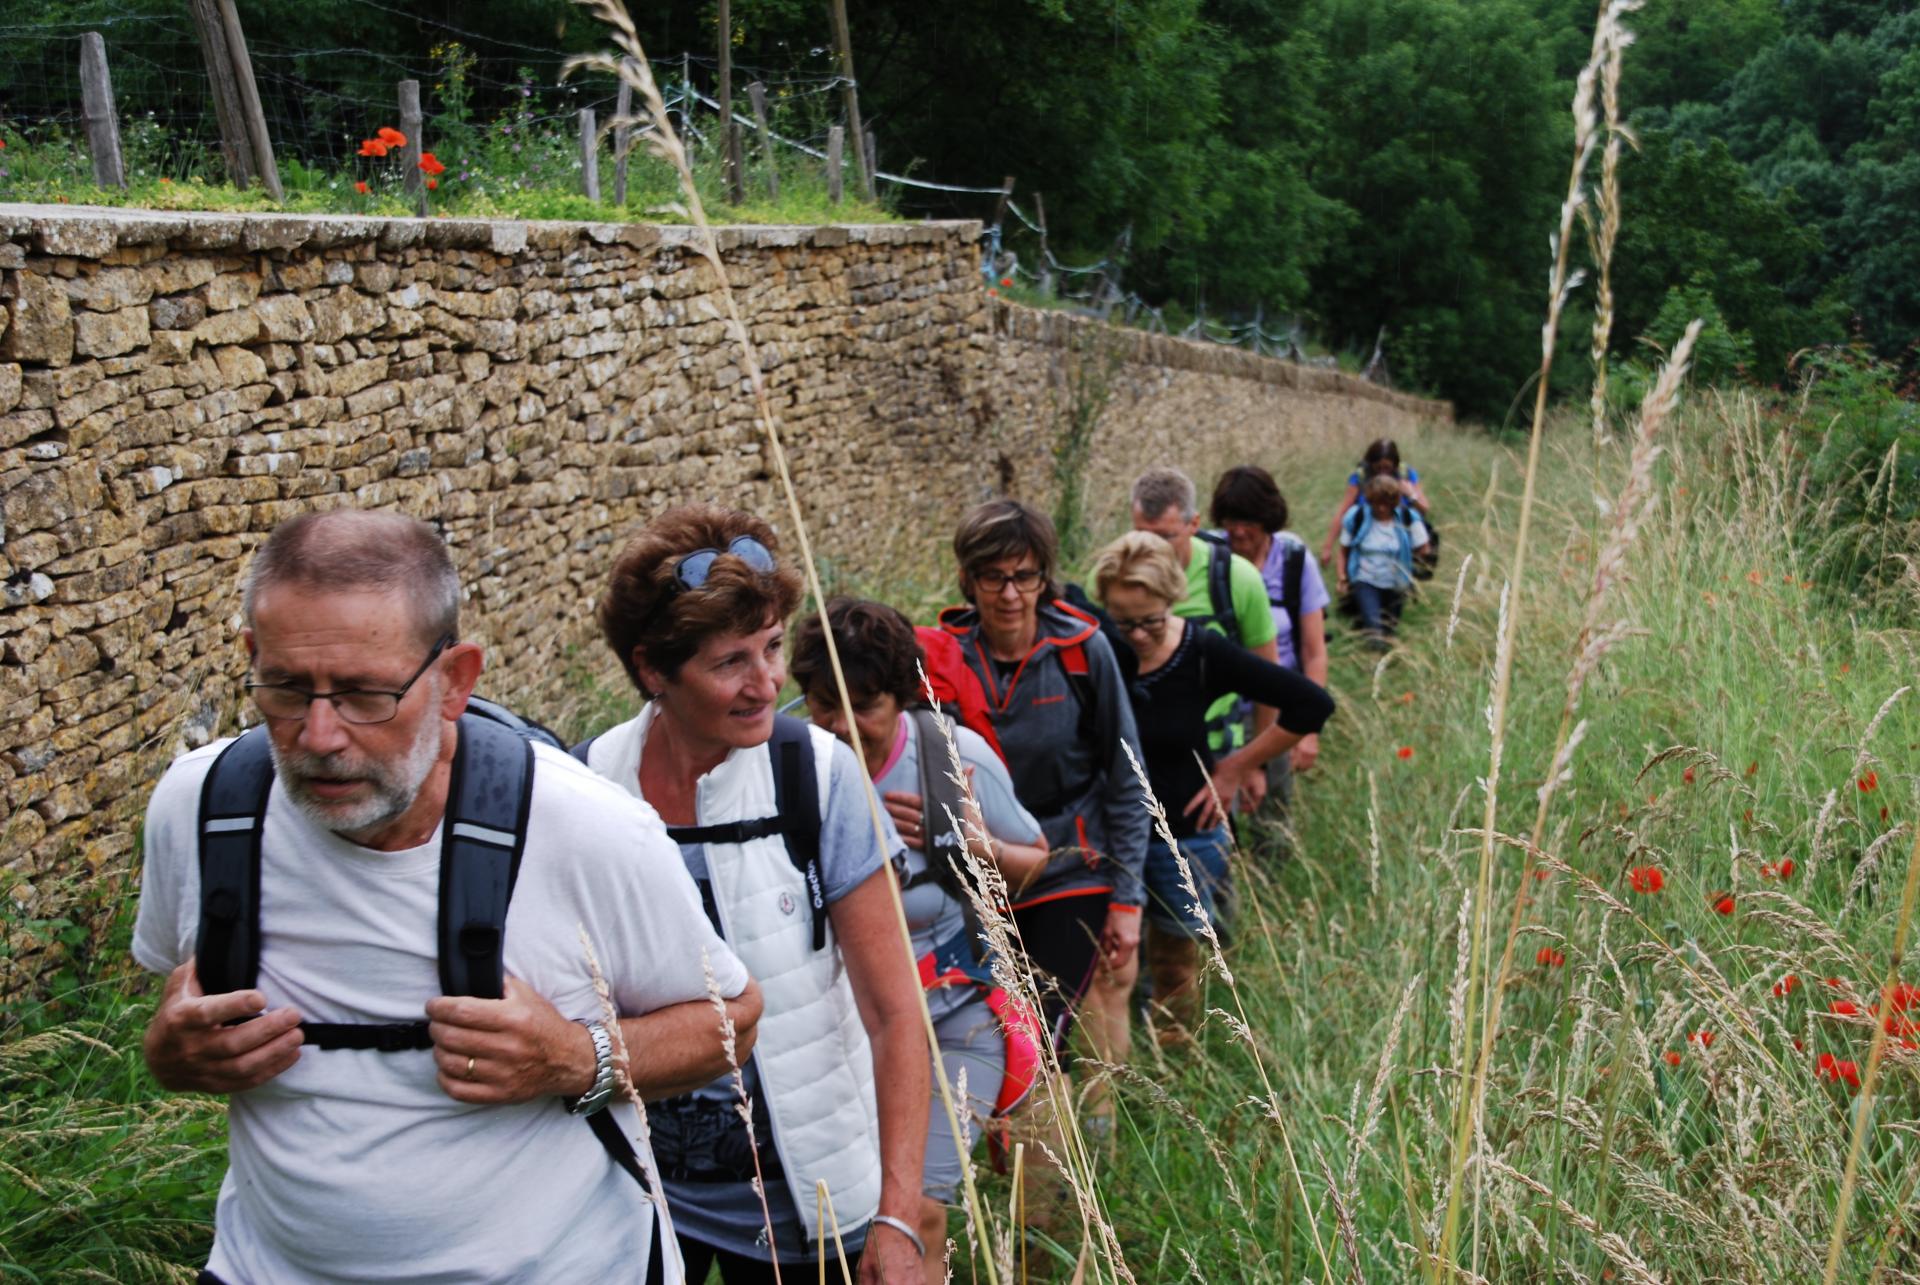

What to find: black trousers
left=678, top=1233, right=864, bottom=1283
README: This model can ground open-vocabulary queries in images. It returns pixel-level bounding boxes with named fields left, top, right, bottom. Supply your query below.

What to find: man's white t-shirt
left=133, top=738, right=752, bottom=1284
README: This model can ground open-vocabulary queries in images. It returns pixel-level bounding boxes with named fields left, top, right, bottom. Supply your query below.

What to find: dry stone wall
left=0, top=205, right=1446, bottom=973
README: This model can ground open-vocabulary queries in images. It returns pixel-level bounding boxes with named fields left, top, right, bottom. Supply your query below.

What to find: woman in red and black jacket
left=937, top=499, right=1149, bottom=1079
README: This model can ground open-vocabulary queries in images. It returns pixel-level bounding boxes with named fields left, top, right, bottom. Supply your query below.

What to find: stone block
left=149, top=295, right=207, bottom=330
left=204, top=271, right=261, bottom=312
left=68, top=267, right=154, bottom=311
left=2, top=271, right=74, bottom=366
left=73, top=305, right=150, bottom=359
left=213, top=345, right=269, bottom=386
left=254, top=294, right=315, bottom=342
left=311, top=288, right=387, bottom=343
left=0, top=364, right=20, bottom=415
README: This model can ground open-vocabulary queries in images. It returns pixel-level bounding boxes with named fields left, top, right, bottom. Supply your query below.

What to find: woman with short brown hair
left=584, top=504, right=930, bottom=1285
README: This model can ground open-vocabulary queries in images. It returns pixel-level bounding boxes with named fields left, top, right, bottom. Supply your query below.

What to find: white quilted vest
left=587, top=703, right=882, bottom=1243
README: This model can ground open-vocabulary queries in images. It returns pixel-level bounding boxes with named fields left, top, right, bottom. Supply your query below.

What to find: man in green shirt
left=1130, top=467, right=1281, bottom=811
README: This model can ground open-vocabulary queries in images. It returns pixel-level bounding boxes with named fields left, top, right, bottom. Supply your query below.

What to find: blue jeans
left=1352, top=581, right=1405, bottom=637
left=1142, top=825, right=1233, bottom=937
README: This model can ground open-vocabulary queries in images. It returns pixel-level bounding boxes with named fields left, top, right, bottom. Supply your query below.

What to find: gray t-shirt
left=875, top=710, right=1043, bottom=1024
left=655, top=737, right=902, bottom=1263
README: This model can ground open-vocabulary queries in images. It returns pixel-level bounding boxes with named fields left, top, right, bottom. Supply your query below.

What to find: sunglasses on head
left=670, top=535, right=777, bottom=593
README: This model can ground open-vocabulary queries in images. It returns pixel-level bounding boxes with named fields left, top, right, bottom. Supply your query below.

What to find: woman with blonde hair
left=1090, top=531, right=1335, bottom=1035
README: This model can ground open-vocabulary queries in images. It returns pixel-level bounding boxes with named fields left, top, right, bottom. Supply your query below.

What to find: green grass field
left=4, top=390, right=1917, bottom=1282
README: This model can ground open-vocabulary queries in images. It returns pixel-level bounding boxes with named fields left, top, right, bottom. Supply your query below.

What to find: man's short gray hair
left=1131, top=467, right=1197, bottom=521
left=243, top=509, right=460, bottom=646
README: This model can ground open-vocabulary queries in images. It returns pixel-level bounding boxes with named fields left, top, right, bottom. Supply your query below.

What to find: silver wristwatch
left=566, top=1019, right=617, bottom=1116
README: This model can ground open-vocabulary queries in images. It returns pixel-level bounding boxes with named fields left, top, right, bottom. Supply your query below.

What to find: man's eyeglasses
left=246, top=634, right=453, bottom=725
left=973, top=567, right=1045, bottom=595
left=671, top=536, right=777, bottom=593
left=1111, top=613, right=1169, bottom=636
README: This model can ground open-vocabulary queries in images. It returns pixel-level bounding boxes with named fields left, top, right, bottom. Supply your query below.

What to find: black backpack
left=571, top=713, right=827, bottom=951
left=1193, top=530, right=1241, bottom=642
left=193, top=696, right=651, bottom=1192
left=1267, top=535, right=1308, bottom=668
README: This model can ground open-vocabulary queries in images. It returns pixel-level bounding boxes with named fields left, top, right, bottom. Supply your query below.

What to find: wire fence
left=0, top=0, right=1387, bottom=381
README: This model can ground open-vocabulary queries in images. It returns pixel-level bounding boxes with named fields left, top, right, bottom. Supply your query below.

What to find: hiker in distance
left=134, top=509, right=761, bottom=1285
left=579, top=505, right=930, bottom=1284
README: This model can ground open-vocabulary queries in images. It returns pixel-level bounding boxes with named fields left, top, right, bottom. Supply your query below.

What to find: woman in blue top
left=1319, top=437, right=1429, bottom=567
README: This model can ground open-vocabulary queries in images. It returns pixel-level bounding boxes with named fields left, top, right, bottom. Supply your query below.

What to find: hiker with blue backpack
left=578, top=504, right=932, bottom=1285
left=1337, top=472, right=1433, bottom=647
left=133, top=509, right=762, bottom=1285
left=791, top=597, right=1052, bottom=1285
left=1317, top=437, right=1432, bottom=569
left=1209, top=464, right=1332, bottom=800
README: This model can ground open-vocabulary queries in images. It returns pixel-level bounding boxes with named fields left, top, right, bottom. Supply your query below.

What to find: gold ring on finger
left=465, top=1055, right=476, bottom=1080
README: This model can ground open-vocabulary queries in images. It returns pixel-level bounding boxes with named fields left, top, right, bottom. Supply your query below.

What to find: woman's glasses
left=972, top=567, right=1045, bottom=595
left=671, top=536, right=777, bottom=592
left=1111, top=613, right=1169, bottom=636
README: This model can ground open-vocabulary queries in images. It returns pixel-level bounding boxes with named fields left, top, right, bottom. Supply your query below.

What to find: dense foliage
left=0, top=0, right=1913, bottom=413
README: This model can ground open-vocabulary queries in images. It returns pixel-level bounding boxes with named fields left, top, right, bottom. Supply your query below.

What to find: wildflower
left=1712, top=892, right=1735, bottom=916
left=159, top=176, right=171, bottom=184
left=1839, top=663, right=1852, bottom=675
left=1743, top=808, right=1754, bottom=826
left=1688, top=1031, right=1714, bottom=1047
left=1532, top=867, right=1550, bottom=881
left=419, top=152, right=446, bottom=176
left=355, top=181, right=369, bottom=194
left=427, top=178, right=438, bottom=190
left=1683, top=766, right=1696, bottom=785
left=1778, top=858, right=1795, bottom=879
left=1773, top=974, right=1801, bottom=998
left=1817, top=1052, right=1860, bottom=1089
left=1887, top=984, right=1920, bottom=1014
left=1859, top=770, right=1879, bottom=793
left=1886, top=1016, right=1917, bottom=1039
left=377, top=126, right=408, bottom=148
left=1399, top=691, right=1415, bottom=705
left=1882, top=806, right=1891, bottom=823
left=1628, top=866, right=1664, bottom=894
left=986, top=288, right=997, bottom=296
left=1747, top=570, right=1765, bottom=586
left=999, top=276, right=1012, bottom=287
left=1745, top=761, right=1758, bottom=777
left=1761, top=863, right=1775, bottom=878
left=1663, top=1050, right=1682, bottom=1067
left=1535, top=947, right=1565, bottom=967
left=1831, top=1000, right=1861, bottom=1017
left=1794, top=1038, right=1805, bottom=1051
left=1397, top=746, right=1414, bottom=760
left=358, top=138, right=389, bottom=158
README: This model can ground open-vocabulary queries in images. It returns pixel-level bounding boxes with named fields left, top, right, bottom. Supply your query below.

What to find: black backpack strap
left=569, top=733, right=600, bottom=767
left=1197, top=531, right=1239, bottom=641
left=910, top=709, right=992, bottom=966
left=437, top=713, right=534, bottom=999
left=769, top=715, right=827, bottom=951
left=1281, top=538, right=1307, bottom=668
left=195, top=728, right=277, bottom=997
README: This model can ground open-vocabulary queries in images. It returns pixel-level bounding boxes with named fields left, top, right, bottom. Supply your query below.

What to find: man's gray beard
left=271, top=689, right=445, bottom=844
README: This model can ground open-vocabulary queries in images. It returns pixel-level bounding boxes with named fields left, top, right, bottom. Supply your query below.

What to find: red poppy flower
left=358, top=138, right=389, bottom=158
left=1818, top=1053, right=1861, bottom=1088
left=999, top=276, right=1013, bottom=287
left=1886, top=1016, right=1917, bottom=1039
left=1683, top=766, right=1696, bottom=785
left=1860, top=771, right=1879, bottom=793
left=1663, top=1050, right=1682, bottom=1067
left=1628, top=866, right=1664, bottom=894
left=1778, top=858, right=1795, bottom=879
left=986, top=287, right=997, bottom=296
left=377, top=126, right=408, bottom=148
left=1889, top=984, right=1920, bottom=1013
left=1747, top=569, right=1766, bottom=586
left=1743, top=808, right=1754, bottom=826
left=1399, top=691, right=1416, bottom=705
left=1794, top=1038, right=1806, bottom=1051
left=1688, top=1030, right=1715, bottom=1047
left=1882, top=807, right=1891, bottom=823
left=418, top=151, right=446, bottom=176
left=1745, top=761, right=1759, bottom=777
left=1840, top=663, right=1852, bottom=675
left=1831, top=1000, right=1861, bottom=1017
left=354, top=180, right=369, bottom=194
left=1773, top=974, right=1800, bottom=998
left=1532, top=868, right=1550, bottom=882
left=426, top=178, right=438, bottom=190
left=1397, top=746, right=1415, bottom=760
left=1535, top=947, right=1565, bottom=967
left=1712, top=892, right=1735, bottom=916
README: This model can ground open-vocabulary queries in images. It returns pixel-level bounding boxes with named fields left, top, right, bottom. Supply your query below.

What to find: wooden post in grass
left=717, top=0, right=744, bottom=204
left=398, top=79, right=426, bottom=215
left=612, top=60, right=634, bottom=207
left=826, top=126, right=843, bottom=206
left=580, top=108, right=600, bottom=201
left=215, top=0, right=283, bottom=199
left=1034, top=191, right=1052, bottom=295
left=826, top=0, right=873, bottom=201
left=78, top=33, right=126, bottom=189
left=865, top=128, right=878, bottom=194
left=185, top=0, right=254, bottom=189
left=747, top=81, right=777, bottom=200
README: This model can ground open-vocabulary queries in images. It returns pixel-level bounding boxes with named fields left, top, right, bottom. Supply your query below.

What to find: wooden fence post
left=215, top=0, right=283, bottom=199
left=185, top=0, right=254, bottom=189
left=78, top=32, right=126, bottom=189
left=580, top=108, right=600, bottom=201
left=1034, top=191, right=1052, bottom=295
left=612, top=61, right=633, bottom=207
left=398, top=79, right=426, bottom=215
left=747, top=81, right=777, bottom=201
left=826, top=126, right=843, bottom=206
left=864, top=128, right=878, bottom=195
left=826, top=0, right=874, bottom=201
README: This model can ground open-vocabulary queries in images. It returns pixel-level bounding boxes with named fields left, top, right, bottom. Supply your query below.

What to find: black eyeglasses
left=246, top=634, right=454, bottom=725
left=973, top=567, right=1045, bottom=595
left=1111, top=613, right=1170, bottom=636
left=670, top=536, right=777, bottom=593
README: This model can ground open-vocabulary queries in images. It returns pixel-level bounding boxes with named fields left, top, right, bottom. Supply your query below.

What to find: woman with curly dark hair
left=581, top=504, right=929, bottom=1285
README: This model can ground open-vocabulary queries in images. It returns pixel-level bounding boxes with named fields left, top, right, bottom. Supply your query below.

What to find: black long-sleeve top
left=1131, top=622, right=1336, bottom=838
